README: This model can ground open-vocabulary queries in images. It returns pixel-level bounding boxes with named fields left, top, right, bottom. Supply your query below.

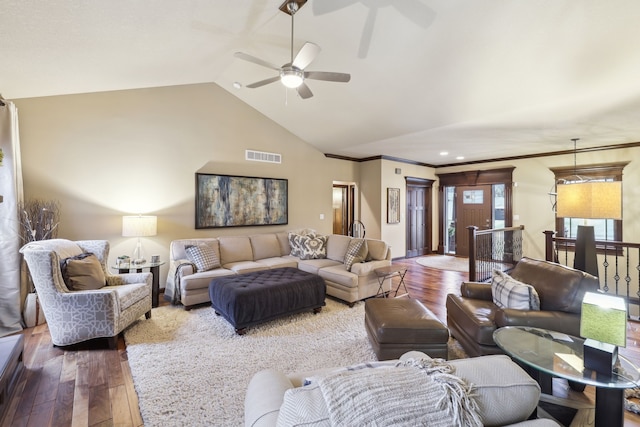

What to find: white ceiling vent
left=245, top=150, right=282, bottom=164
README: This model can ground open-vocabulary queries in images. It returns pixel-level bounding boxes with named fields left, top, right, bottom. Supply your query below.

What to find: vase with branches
left=19, top=199, right=60, bottom=243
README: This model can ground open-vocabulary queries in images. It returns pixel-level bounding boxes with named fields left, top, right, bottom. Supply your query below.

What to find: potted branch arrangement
left=20, top=199, right=60, bottom=327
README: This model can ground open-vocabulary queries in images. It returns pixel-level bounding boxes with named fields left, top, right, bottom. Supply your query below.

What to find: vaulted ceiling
left=3, top=0, right=640, bottom=165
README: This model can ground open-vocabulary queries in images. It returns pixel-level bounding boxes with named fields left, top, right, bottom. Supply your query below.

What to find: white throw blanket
left=317, top=358, right=482, bottom=427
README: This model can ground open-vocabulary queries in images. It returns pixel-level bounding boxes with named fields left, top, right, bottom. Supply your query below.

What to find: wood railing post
left=468, top=226, right=478, bottom=281
left=543, top=230, right=555, bottom=262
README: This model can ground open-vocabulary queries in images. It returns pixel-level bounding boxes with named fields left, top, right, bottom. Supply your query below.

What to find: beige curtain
left=0, top=100, right=24, bottom=336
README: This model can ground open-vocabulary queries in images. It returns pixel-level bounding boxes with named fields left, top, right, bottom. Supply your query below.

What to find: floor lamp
left=556, top=181, right=622, bottom=278
left=122, top=215, right=157, bottom=265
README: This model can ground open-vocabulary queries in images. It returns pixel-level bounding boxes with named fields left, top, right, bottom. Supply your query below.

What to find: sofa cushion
left=218, top=236, right=253, bottom=265
left=250, top=234, right=282, bottom=260
left=344, top=238, right=367, bottom=271
left=107, top=282, right=149, bottom=310
left=317, top=264, right=358, bottom=288
left=60, top=253, right=106, bottom=291
left=171, top=238, right=219, bottom=262
left=298, top=259, right=342, bottom=275
left=325, top=234, right=351, bottom=263
left=491, top=270, right=540, bottom=310
left=365, top=239, right=389, bottom=261
left=449, top=355, right=540, bottom=426
left=276, top=232, right=291, bottom=256
left=185, top=244, right=221, bottom=272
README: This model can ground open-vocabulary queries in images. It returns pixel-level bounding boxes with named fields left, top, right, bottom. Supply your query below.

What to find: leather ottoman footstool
left=365, top=298, right=449, bottom=360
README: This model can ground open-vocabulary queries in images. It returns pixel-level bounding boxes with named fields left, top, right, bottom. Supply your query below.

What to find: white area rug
left=124, top=298, right=467, bottom=427
left=416, top=255, right=469, bottom=272
left=124, top=299, right=377, bottom=427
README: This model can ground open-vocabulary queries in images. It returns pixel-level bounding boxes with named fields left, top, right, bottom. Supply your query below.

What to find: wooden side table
left=111, top=261, right=165, bottom=308
left=374, top=265, right=409, bottom=298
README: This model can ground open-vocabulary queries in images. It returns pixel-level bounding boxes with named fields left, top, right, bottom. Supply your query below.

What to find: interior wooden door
left=455, top=185, right=493, bottom=257
left=406, top=181, right=432, bottom=257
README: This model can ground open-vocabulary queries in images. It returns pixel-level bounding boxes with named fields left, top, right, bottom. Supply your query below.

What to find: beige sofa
left=245, top=351, right=560, bottom=427
left=165, top=232, right=392, bottom=309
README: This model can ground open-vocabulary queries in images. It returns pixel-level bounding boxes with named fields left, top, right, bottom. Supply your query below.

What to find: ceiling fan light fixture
left=280, top=67, right=304, bottom=88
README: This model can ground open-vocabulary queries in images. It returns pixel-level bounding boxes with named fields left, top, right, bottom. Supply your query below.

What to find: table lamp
left=122, top=215, right=157, bottom=265
left=556, top=180, right=622, bottom=278
left=580, top=291, right=627, bottom=375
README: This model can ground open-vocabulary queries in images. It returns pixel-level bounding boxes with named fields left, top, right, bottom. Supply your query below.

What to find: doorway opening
left=437, top=168, right=514, bottom=256
left=332, top=183, right=356, bottom=236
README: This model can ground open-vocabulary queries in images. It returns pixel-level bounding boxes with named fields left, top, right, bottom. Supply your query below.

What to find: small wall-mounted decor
left=196, top=173, right=288, bottom=228
left=387, top=187, right=400, bottom=224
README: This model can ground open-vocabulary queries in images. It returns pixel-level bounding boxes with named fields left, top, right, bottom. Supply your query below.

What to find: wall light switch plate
left=319, top=214, right=325, bottom=220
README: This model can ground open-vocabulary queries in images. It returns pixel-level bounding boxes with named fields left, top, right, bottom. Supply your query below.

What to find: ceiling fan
left=234, top=0, right=351, bottom=99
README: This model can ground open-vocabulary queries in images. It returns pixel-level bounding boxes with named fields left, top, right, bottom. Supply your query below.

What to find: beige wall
left=14, top=83, right=360, bottom=285
left=14, top=82, right=639, bottom=285
left=380, top=159, right=438, bottom=259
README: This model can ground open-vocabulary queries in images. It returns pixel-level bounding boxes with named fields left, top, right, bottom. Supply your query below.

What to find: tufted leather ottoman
left=209, top=267, right=325, bottom=334
left=365, top=298, right=449, bottom=360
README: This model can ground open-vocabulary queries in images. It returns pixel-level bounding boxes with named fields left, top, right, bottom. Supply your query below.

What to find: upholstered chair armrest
left=460, top=281, right=493, bottom=300
left=245, top=369, right=294, bottom=427
left=350, top=259, right=391, bottom=276
left=495, top=309, right=582, bottom=337
left=106, top=272, right=152, bottom=287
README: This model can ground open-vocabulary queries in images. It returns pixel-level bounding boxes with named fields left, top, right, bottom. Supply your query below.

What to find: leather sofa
left=446, top=257, right=600, bottom=357
left=165, top=232, right=392, bottom=309
left=244, top=351, right=560, bottom=427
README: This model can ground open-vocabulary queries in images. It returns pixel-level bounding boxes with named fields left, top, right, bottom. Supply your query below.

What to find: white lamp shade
left=122, top=215, right=157, bottom=237
left=556, top=181, right=622, bottom=219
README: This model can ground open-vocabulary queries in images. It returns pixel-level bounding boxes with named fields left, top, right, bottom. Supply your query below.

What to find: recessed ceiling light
left=232, top=82, right=242, bottom=89
left=456, top=156, right=465, bottom=160
left=440, top=151, right=448, bottom=156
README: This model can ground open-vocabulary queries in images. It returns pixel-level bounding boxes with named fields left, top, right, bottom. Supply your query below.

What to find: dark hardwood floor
left=2, top=257, right=640, bottom=426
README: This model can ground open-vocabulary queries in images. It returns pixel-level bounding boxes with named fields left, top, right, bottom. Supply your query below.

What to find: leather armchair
left=21, top=239, right=152, bottom=347
left=446, top=257, right=600, bottom=357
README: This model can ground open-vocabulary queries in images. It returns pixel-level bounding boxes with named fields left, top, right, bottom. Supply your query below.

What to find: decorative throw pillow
left=60, top=252, right=106, bottom=291
left=288, top=231, right=318, bottom=258
left=344, top=239, right=368, bottom=271
left=491, top=269, right=540, bottom=310
left=298, top=234, right=328, bottom=260
left=185, top=244, right=221, bottom=272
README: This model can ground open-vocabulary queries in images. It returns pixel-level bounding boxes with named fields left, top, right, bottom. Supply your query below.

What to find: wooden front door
left=455, top=185, right=493, bottom=257
left=406, top=178, right=433, bottom=257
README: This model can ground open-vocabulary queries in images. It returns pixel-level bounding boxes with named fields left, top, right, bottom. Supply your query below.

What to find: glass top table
left=494, top=326, right=640, bottom=427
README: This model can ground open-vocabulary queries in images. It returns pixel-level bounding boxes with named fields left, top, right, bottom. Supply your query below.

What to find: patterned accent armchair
left=21, top=239, right=152, bottom=347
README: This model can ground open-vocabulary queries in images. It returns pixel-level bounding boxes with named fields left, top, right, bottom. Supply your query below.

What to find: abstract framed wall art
left=195, top=173, right=288, bottom=228
left=387, top=187, right=400, bottom=224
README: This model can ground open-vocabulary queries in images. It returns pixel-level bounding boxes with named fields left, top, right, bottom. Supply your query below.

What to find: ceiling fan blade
left=234, top=52, right=280, bottom=71
left=292, top=42, right=321, bottom=70
left=312, top=0, right=358, bottom=15
left=297, top=82, right=313, bottom=99
left=246, top=76, right=281, bottom=89
left=304, top=71, right=351, bottom=83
